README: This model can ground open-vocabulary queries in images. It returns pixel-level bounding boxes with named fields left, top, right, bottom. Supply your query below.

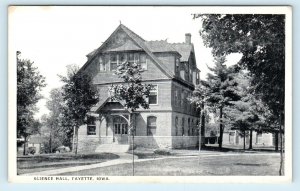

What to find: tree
left=17, top=51, right=46, bottom=155
left=194, top=14, right=285, bottom=174
left=109, top=62, right=152, bottom=111
left=109, top=61, right=152, bottom=175
left=201, top=56, right=241, bottom=149
left=194, top=14, right=285, bottom=135
left=43, top=88, right=65, bottom=153
left=60, top=64, right=99, bottom=154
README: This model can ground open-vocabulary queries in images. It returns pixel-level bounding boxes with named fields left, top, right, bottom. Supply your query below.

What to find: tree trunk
left=275, top=131, right=279, bottom=151
left=129, top=113, right=135, bottom=176
left=201, top=105, right=206, bottom=147
left=74, top=126, right=79, bottom=155
left=218, top=107, right=223, bottom=149
left=198, top=105, right=203, bottom=164
left=248, top=130, right=253, bottom=150
left=23, top=136, right=27, bottom=155
left=243, top=131, right=246, bottom=150
left=49, top=126, right=52, bottom=153
left=279, top=113, right=284, bottom=176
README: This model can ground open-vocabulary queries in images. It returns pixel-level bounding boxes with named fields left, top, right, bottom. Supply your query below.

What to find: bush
left=27, top=147, right=36, bottom=155
left=153, top=149, right=171, bottom=155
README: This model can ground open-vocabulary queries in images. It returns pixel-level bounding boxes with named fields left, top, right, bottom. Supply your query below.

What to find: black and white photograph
left=8, top=6, right=292, bottom=183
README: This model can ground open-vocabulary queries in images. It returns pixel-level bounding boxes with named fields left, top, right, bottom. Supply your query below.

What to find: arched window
left=182, top=117, right=185, bottom=136
left=175, top=117, right=178, bottom=136
left=147, top=116, right=157, bottom=136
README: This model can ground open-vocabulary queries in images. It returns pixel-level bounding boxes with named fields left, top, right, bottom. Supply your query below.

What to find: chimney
left=185, top=33, right=191, bottom=44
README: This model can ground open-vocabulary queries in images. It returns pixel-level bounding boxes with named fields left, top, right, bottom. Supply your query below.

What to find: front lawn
left=58, top=153, right=281, bottom=176
left=17, top=152, right=119, bottom=175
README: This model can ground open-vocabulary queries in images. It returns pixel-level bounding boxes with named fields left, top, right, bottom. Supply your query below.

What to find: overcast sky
left=9, top=6, right=242, bottom=118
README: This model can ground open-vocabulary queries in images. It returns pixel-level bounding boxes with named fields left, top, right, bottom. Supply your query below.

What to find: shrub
left=27, top=147, right=36, bottom=155
left=153, top=149, right=171, bottom=155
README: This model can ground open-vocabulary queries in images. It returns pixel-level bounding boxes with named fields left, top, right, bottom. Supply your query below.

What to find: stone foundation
left=76, top=135, right=200, bottom=153
left=128, top=136, right=199, bottom=149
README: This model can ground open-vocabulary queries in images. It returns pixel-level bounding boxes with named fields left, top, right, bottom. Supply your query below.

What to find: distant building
left=27, top=135, right=46, bottom=154
left=222, top=130, right=277, bottom=147
left=75, top=24, right=202, bottom=153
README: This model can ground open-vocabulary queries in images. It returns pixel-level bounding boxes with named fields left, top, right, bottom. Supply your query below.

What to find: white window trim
left=149, top=84, right=158, bottom=105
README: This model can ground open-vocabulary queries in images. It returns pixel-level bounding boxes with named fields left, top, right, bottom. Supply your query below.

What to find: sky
left=9, top=6, right=242, bottom=119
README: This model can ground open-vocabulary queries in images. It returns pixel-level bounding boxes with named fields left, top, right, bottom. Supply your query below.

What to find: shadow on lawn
left=202, top=145, right=280, bottom=153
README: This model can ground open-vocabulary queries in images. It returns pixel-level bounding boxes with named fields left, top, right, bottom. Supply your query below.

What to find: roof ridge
left=120, top=24, right=146, bottom=42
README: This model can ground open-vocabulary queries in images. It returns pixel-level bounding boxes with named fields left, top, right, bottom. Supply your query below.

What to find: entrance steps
left=95, top=144, right=130, bottom=153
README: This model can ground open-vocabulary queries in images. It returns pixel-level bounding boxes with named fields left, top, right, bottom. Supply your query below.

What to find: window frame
left=140, top=53, right=147, bottom=70
left=147, top=116, right=157, bottom=136
left=148, top=85, right=158, bottom=105
left=99, top=56, right=106, bottom=72
left=110, top=54, right=118, bottom=71
left=181, top=117, right=185, bottom=136
left=175, top=116, right=178, bottom=136
left=87, top=116, right=96, bottom=135
left=175, top=58, right=180, bottom=73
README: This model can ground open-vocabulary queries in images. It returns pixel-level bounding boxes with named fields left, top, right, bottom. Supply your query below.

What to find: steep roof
left=145, top=40, right=178, bottom=53
left=119, top=24, right=174, bottom=78
left=171, top=43, right=194, bottom=62
left=144, top=41, right=193, bottom=62
left=82, top=24, right=198, bottom=85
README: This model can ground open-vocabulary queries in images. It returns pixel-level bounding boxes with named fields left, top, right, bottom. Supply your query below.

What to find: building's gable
left=100, top=30, right=143, bottom=53
left=80, top=25, right=174, bottom=84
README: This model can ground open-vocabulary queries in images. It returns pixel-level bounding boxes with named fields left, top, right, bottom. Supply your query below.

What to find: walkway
left=22, top=151, right=279, bottom=176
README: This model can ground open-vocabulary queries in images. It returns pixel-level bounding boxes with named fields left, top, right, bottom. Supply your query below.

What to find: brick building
left=75, top=24, right=202, bottom=153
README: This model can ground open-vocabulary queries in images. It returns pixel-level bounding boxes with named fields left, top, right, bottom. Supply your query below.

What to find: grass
left=17, top=152, right=119, bottom=175
left=58, top=153, right=281, bottom=176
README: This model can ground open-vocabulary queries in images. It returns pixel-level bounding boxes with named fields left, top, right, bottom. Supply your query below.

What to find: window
left=175, top=58, right=180, bottom=73
left=119, top=53, right=127, bottom=64
left=175, top=117, right=178, bottom=136
left=128, top=53, right=134, bottom=64
left=114, top=124, right=128, bottom=135
left=181, top=92, right=185, bottom=108
left=174, top=88, right=178, bottom=106
left=140, top=53, right=147, bottom=70
left=99, top=56, right=106, bottom=71
left=87, top=116, right=96, bottom=135
left=256, top=132, right=263, bottom=144
left=182, top=118, right=185, bottom=136
left=110, top=54, right=118, bottom=71
left=149, top=85, right=158, bottom=105
left=188, top=118, right=191, bottom=136
left=189, top=69, right=193, bottom=82
left=134, top=53, right=139, bottom=63
left=191, top=119, right=194, bottom=135
left=147, top=116, right=157, bottom=136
